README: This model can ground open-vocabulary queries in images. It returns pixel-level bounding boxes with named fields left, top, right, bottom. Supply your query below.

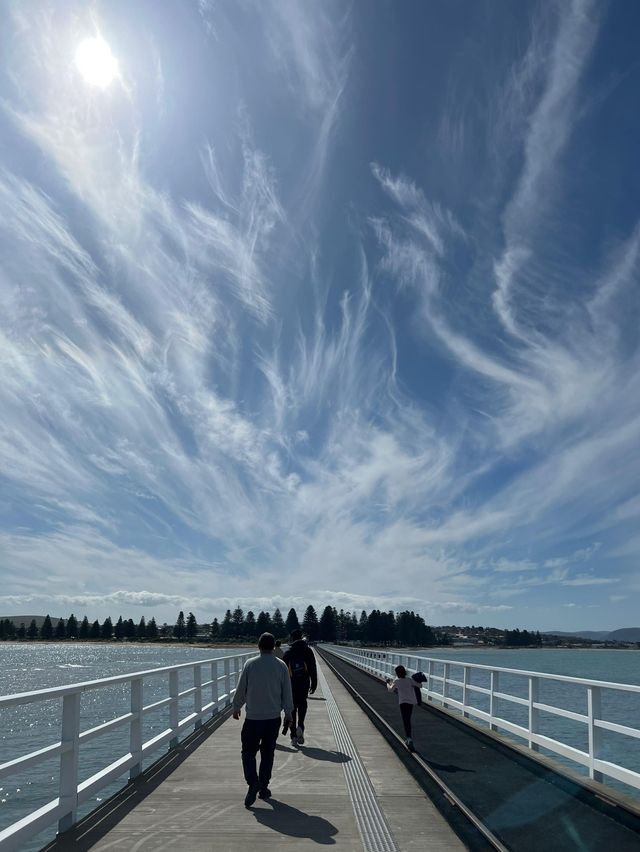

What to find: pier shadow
left=297, top=746, right=352, bottom=763
left=252, top=798, right=338, bottom=845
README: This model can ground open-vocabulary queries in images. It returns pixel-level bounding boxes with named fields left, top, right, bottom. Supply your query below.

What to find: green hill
left=607, top=627, right=640, bottom=642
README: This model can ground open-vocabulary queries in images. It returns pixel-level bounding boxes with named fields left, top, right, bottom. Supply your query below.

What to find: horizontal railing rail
left=321, top=645, right=640, bottom=797
left=0, top=651, right=253, bottom=851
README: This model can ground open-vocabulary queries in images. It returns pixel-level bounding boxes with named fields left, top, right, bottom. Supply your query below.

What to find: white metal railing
left=322, top=645, right=640, bottom=796
left=0, top=651, right=253, bottom=851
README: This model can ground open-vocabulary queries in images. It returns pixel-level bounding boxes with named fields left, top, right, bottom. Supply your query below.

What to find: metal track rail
left=319, top=647, right=508, bottom=852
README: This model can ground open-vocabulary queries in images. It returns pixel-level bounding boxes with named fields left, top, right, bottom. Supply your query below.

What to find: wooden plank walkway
left=47, top=658, right=465, bottom=851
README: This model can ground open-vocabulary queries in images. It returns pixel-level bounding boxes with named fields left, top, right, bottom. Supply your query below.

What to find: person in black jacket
left=282, top=628, right=318, bottom=746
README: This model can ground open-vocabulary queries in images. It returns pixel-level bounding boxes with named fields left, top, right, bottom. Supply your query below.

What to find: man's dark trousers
left=291, top=680, right=310, bottom=733
left=241, top=718, right=280, bottom=788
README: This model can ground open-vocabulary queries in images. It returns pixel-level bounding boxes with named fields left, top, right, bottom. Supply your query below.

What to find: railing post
left=129, top=677, right=143, bottom=780
left=529, top=676, right=539, bottom=751
left=427, top=659, right=433, bottom=701
left=588, top=686, right=603, bottom=782
left=169, top=669, right=179, bottom=749
left=224, top=656, right=231, bottom=706
left=211, top=660, right=219, bottom=715
left=490, top=670, right=499, bottom=731
left=58, top=692, right=81, bottom=834
left=463, top=666, right=469, bottom=718
left=194, top=664, right=203, bottom=730
left=232, top=655, right=241, bottom=696
left=443, top=663, right=450, bottom=708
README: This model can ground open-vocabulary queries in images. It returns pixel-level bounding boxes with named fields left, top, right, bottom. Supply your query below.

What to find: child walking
left=387, top=665, right=419, bottom=751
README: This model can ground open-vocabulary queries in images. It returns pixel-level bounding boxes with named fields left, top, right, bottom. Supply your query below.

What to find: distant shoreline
left=1, top=640, right=637, bottom=652
left=0, top=640, right=257, bottom=650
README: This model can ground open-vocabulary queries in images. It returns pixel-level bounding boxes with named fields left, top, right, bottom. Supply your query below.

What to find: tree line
left=502, top=628, right=543, bottom=647
left=0, top=604, right=451, bottom=646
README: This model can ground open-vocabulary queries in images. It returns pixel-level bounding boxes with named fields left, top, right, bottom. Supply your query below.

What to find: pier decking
left=45, top=657, right=464, bottom=851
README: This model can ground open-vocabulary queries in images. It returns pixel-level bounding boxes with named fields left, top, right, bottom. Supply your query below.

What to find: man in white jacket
left=232, top=632, right=294, bottom=807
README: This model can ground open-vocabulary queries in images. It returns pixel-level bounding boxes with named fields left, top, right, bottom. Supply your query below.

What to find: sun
left=75, top=37, right=118, bottom=88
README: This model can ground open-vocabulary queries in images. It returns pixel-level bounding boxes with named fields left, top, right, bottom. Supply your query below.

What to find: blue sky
left=0, top=0, right=638, bottom=631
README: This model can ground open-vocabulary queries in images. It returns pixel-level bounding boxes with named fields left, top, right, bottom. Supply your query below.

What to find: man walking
left=283, top=628, right=317, bottom=746
left=232, top=632, right=294, bottom=808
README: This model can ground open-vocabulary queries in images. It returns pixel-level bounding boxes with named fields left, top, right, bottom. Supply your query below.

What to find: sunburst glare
left=75, top=37, right=118, bottom=88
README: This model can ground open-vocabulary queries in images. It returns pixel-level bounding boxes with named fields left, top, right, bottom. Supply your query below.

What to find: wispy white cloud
left=0, top=1, right=638, bottom=634
left=492, top=0, right=600, bottom=338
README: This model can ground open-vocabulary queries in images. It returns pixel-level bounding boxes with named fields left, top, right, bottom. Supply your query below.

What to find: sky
left=0, top=0, right=639, bottom=632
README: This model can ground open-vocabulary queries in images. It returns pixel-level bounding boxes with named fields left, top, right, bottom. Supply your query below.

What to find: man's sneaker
left=290, top=735, right=298, bottom=747
left=405, top=738, right=415, bottom=752
left=258, top=787, right=272, bottom=800
left=244, top=780, right=260, bottom=808
left=296, top=725, right=304, bottom=745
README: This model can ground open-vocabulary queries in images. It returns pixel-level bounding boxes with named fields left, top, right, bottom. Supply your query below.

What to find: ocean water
left=0, top=643, right=249, bottom=850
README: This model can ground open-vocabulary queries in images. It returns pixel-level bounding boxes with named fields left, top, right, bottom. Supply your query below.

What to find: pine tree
left=210, top=617, right=220, bottom=640
left=231, top=607, right=244, bottom=638
left=79, top=616, right=90, bottom=639
left=245, top=611, right=257, bottom=637
left=40, top=614, right=53, bottom=640
left=114, top=616, right=125, bottom=640
left=302, top=605, right=319, bottom=641
left=136, top=616, right=147, bottom=639
left=17, top=622, right=26, bottom=639
left=381, top=611, right=396, bottom=645
left=336, top=609, right=348, bottom=641
left=285, top=608, right=299, bottom=635
left=55, top=618, right=66, bottom=640
left=66, top=613, right=78, bottom=638
left=256, top=611, right=272, bottom=634
left=27, top=619, right=38, bottom=640
left=89, top=619, right=100, bottom=639
left=272, top=608, right=285, bottom=636
left=173, top=611, right=186, bottom=640
left=359, top=610, right=368, bottom=639
left=124, top=618, right=136, bottom=639
left=101, top=616, right=113, bottom=639
left=146, top=617, right=159, bottom=639
left=319, top=605, right=337, bottom=642
left=365, top=610, right=380, bottom=643
left=219, top=609, right=233, bottom=639
left=186, top=612, right=198, bottom=639
left=349, top=612, right=359, bottom=640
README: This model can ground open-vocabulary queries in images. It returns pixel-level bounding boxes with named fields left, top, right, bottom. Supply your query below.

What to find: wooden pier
left=45, top=658, right=464, bottom=851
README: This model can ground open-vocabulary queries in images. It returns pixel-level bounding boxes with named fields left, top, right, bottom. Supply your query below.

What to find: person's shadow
left=252, top=798, right=338, bottom=845
left=297, top=746, right=351, bottom=763
left=275, top=743, right=298, bottom=753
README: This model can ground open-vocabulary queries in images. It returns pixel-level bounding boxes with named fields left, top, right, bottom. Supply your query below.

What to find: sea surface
left=1, top=643, right=639, bottom=849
